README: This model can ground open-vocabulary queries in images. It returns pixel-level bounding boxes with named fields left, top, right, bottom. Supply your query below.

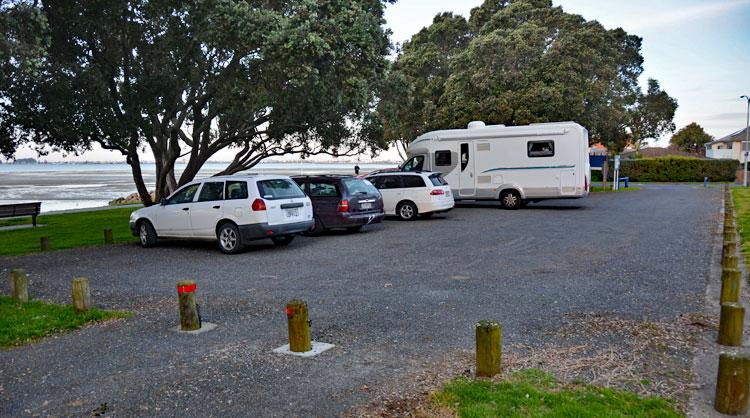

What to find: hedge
left=608, top=156, right=738, bottom=182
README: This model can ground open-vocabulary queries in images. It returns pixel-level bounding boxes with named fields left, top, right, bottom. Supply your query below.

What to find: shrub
left=609, top=156, right=738, bottom=182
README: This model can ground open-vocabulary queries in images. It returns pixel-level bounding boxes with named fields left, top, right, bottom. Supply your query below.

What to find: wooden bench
left=0, top=202, right=42, bottom=226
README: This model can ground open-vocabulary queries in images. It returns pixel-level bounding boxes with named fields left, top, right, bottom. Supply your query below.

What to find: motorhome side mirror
left=160, top=198, right=167, bottom=206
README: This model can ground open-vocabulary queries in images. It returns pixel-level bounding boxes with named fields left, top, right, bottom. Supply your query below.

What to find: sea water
left=0, top=162, right=396, bottom=212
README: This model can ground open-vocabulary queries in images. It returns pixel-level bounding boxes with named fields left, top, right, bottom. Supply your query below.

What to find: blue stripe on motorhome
left=481, top=165, right=575, bottom=173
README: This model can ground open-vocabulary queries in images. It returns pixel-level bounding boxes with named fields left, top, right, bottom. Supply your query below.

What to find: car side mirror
left=160, top=198, right=167, bottom=206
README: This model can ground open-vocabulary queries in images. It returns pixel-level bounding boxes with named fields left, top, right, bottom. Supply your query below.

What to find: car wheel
left=346, top=225, right=363, bottom=233
left=305, top=215, right=325, bottom=236
left=138, top=220, right=157, bottom=248
left=500, top=190, right=522, bottom=210
left=271, top=235, right=294, bottom=246
left=217, top=222, right=243, bottom=254
left=397, top=201, right=418, bottom=221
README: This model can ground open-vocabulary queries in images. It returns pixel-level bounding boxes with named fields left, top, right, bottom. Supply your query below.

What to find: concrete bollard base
left=273, top=341, right=334, bottom=357
left=170, top=322, right=218, bottom=335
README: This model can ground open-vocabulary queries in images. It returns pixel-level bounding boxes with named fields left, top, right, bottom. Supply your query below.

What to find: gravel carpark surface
left=0, top=183, right=718, bottom=417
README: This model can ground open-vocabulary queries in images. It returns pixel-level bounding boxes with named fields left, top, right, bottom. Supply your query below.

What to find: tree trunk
left=126, top=151, right=153, bottom=206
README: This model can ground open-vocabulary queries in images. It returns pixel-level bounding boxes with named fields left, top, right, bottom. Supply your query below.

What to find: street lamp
left=743, top=95, right=750, bottom=187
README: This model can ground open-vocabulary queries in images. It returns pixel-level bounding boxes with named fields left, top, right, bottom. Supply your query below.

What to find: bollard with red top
left=286, top=299, right=311, bottom=352
left=177, top=280, right=201, bottom=331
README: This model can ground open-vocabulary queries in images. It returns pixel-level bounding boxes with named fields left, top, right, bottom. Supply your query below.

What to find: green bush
left=609, top=156, right=738, bottom=182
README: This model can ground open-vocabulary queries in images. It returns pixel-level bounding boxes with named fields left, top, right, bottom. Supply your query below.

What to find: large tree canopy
left=378, top=0, right=677, bottom=153
left=2, top=0, right=392, bottom=204
left=670, top=122, right=713, bottom=153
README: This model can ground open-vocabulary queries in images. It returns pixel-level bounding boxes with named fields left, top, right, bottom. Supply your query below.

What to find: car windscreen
left=342, top=178, right=379, bottom=195
left=429, top=174, right=448, bottom=186
left=256, top=179, right=306, bottom=200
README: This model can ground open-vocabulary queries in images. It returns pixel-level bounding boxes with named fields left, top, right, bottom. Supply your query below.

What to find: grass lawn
left=732, top=188, right=750, bottom=264
left=0, top=295, right=131, bottom=348
left=0, top=207, right=139, bottom=256
left=433, top=369, right=680, bottom=418
left=590, top=185, right=641, bottom=193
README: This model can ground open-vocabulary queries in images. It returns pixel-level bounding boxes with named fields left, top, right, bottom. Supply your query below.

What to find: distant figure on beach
left=354, top=165, right=360, bottom=175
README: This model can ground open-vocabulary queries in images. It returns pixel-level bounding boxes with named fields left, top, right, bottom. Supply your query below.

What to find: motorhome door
left=459, top=142, right=475, bottom=197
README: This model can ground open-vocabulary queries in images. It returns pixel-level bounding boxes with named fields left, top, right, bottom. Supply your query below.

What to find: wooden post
left=10, top=269, right=29, bottom=303
left=725, top=231, right=737, bottom=243
left=724, top=242, right=738, bottom=257
left=723, top=254, right=739, bottom=270
left=719, top=303, right=745, bottom=346
left=286, top=299, right=311, bottom=352
left=71, top=277, right=90, bottom=313
left=476, top=320, right=502, bottom=377
left=176, top=280, right=200, bottom=331
left=103, top=229, right=113, bottom=244
left=715, top=351, right=750, bottom=415
left=721, top=269, right=742, bottom=304
left=40, top=236, right=50, bottom=252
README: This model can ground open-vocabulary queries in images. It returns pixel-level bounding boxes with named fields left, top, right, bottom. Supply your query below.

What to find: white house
left=706, top=127, right=750, bottom=160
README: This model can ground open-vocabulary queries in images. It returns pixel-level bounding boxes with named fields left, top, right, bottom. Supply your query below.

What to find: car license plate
left=285, top=208, right=299, bottom=217
left=360, top=202, right=373, bottom=210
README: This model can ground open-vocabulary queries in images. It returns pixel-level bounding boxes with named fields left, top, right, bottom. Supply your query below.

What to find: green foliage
left=732, top=188, right=750, bottom=267
left=2, top=0, right=392, bottom=202
left=670, top=122, right=714, bottom=152
left=0, top=207, right=138, bottom=256
left=0, top=296, right=131, bottom=347
left=616, top=156, right=737, bottom=182
left=434, top=369, right=680, bottom=418
left=379, top=0, right=677, bottom=152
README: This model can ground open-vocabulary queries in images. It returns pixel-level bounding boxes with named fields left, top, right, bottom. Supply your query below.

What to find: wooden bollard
left=723, top=254, right=739, bottom=270
left=10, top=269, right=29, bottom=303
left=286, top=300, right=311, bottom=352
left=476, top=320, right=502, bottom=377
left=176, top=280, right=200, bottom=331
left=103, top=229, right=113, bottom=244
left=71, top=277, right=90, bottom=313
left=721, top=269, right=743, bottom=304
left=719, top=303, right=745, bottom=346
left=40, top=236, right=50, bottom=251
left=725, top=232, right=737, bottom=242
left=715, top=352, right=750, bottom=414
left=724, top=242, right=738, bottom=257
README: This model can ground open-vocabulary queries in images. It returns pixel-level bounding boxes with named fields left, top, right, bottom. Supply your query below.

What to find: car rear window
left=342, top=178, right=378, bottom=195
left=257, top=179, right=306, bottom=200
left=401, top=175, right=426, bottom=188
left=429, top=174, right=448, bottom=186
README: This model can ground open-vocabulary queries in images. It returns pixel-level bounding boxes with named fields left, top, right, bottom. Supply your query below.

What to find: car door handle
left=182, top=207, right=189, bottom=211
left=213, top=206, right=220, bottom=209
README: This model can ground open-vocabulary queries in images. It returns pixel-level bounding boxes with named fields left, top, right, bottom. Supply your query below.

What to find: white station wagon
left=129, top=175, right=313, bottom=254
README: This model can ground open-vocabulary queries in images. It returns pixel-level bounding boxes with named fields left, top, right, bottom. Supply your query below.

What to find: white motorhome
left=401, top=121, right=590, bottom=209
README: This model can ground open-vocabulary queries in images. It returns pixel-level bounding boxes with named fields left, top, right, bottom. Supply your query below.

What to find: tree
left=378, top=0, right=677, bottom=153
left=628, top=79, right=678, bottom=152
left=2, top=0, right=391, bottom=204
left=670, top=122, right=713, bottom=153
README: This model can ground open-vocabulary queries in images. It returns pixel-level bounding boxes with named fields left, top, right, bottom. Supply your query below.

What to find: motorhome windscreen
left=429, top=174, right=448, bottom=186
left=402, top=155, right=424, bottom=171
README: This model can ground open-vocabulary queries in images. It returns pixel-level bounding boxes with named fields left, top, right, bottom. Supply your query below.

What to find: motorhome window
left=225, top=181, right=249, bottom=200
left=528, top=140, right=555, bottom=157
left=309, top=182, right=339, bottom=197
left=402, top=175, right=426, bottom=188
left=197, top=182, right=224, bottom=202
left=435, top=151, right=451, bottom=166
left=402, top=155, right=424, bottom=171
left=460, top=143, right=469, bottom=171
left=429, top=174, right=448, bottom=186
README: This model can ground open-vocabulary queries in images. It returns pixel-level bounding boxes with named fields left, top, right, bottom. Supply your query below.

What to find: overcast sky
left=14, top=0, right=750, bottom=162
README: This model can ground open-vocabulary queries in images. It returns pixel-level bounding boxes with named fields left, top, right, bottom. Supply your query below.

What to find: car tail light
left=430, top=189, right=445, bottom=195
left=337, top=199, right=349, bottom=212
left=252, top=198, right=266, bottom=211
